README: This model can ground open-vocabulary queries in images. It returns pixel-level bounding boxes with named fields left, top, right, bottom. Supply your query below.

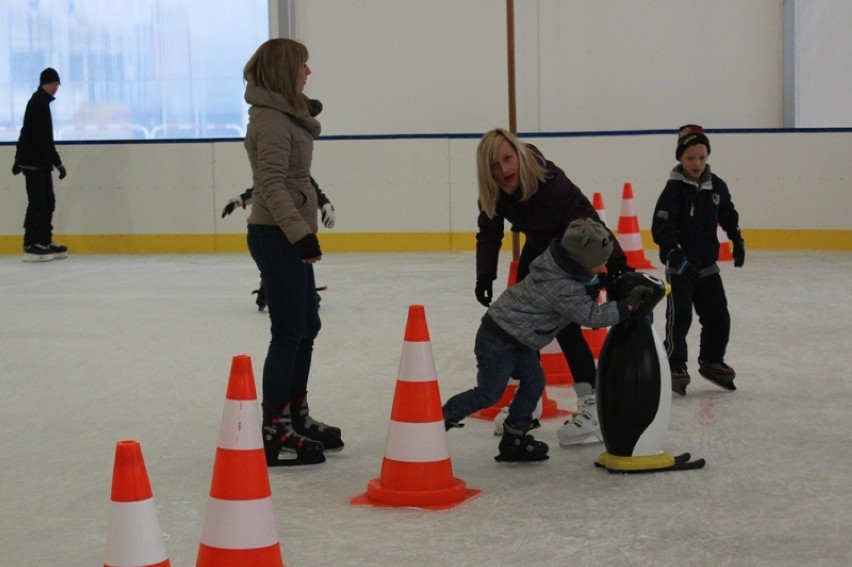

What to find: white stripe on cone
left=620, top=199, right=637, bottom=216
left=217, top=399, right=264, bottom=450
left=384, top=420, right=450, bottom=462
left=105, top=499, right=169, bottom=566
left=619, top=232, right=645, bottom=250
left=397, top=342, right=438, bottom=383
left=199, top=497, right=280, bottom=550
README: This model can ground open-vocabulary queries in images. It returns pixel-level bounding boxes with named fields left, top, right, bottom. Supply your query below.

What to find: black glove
left=294, top=233, right=321, bottom=260
left=732, top=239, right=745, bottom=268
left=57, top=165, right=67, bottom=180
left=667, top=247, right=699, bottom=281
left=625, top=285, right=653, bottom=310
left=221, top=197, right=244, bottom=217
left=12, top=162, right=21, bottom=175
left=605, top=255, right=634, bottom=281
left=475, top=279, right=493, bottom=307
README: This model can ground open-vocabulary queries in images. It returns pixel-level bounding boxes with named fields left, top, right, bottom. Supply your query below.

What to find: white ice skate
left=557, top=394, right=603, bottom=446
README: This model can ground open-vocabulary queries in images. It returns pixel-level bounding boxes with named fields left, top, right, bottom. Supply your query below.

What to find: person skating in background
left=473, top=128, right=633, bottom=447
left=222, top=176, right=335, bottom=311
left=443, top=219, right=650, bottom=462
left=651, top=125, right=745, bottom=396
left=11, top=67, right=68, bottom=262
left=243, top=38, right=342, bottom=466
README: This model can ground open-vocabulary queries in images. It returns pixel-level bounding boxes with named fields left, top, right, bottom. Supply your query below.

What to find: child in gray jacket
left=443, top=218, right=649, bottom=462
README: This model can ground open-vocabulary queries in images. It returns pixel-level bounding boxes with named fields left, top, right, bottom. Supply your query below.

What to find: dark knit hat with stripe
left=676, top=124, right=710, bottom=160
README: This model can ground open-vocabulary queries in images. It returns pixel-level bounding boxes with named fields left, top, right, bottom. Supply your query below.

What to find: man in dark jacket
left=12, top=67, right=68, bottom=262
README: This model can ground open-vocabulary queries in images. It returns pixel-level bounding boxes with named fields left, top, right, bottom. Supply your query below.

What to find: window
left=1, top=0, right=267, bottom=142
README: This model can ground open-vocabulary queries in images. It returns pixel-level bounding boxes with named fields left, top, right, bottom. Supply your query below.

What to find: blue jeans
left=443, top=324, right=545, bottom=429
left=247, top=225, right=321, bottom=409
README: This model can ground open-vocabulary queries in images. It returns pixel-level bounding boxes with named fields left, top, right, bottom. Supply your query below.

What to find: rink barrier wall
left=1, top=229, right=850, bottom=254
left=1, top=129, right=851, bottom=254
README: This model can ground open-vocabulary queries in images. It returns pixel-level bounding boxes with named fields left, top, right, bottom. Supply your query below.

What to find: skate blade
left=698, top=369, right=736, bottom=391
left=494, top=454, right=549, bottom=463
left=672, top=378, right=690, bottom=396
left=558, top=435, right=603, bottom=448
left=266, top=450, right=326, bottom=467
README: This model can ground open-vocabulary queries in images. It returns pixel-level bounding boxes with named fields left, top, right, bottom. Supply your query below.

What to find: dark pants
left=664, top=272, right=730, bottom=368
left=247, top=225, right=321, bottom=411
left=443, top=324, right=545, bottom=429
left=517, top=243, right=596, bottom=387
left=22, top=168, right=55, bottom=247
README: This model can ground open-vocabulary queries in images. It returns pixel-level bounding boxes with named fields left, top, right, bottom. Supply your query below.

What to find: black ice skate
left=671, top=366, right=691, bottom=396
left=495, top=419, right=549, bottom=462
left=291, top=397, right=344, bottom=452
left=263, top=403, right=325, bottom=467
left=698, top=359, right=736, bottom=391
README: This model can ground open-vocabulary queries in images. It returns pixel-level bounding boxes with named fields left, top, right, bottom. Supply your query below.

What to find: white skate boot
left=557, top=393, right=602, bottom=446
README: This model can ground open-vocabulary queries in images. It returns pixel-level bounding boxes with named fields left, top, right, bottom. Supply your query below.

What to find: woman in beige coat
left=244, top=38, right=342, bottom=466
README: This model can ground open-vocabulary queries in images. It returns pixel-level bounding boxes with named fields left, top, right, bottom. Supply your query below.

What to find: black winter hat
left=560, top=218, right=613, bottom=269
left=675, top=124, right=710, bottom=160
left=40, top=67, right=61, bottom=85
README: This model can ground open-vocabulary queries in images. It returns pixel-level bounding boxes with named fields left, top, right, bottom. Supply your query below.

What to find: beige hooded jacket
left=244, top=83, right=322, bottom=245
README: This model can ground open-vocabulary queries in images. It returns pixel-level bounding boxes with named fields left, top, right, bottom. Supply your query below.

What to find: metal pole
left=507, top=0, right=520, bottom=260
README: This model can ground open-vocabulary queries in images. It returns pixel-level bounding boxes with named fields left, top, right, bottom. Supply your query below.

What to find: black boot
left=291, top=395, right=344, bottom=452
left=262, top=402, right=325, bottom=467
left=495, top=419, right=549, bottom=462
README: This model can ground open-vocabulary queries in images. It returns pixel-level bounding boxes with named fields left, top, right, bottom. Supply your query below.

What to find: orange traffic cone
left=717, top=224, right=733, bottom=262
left=352, top=305, right=480, bottom=509
left=616, top=182, right=655, bottom=270
left=104, top=440, right=170, bottom=567
left=592, top=191, right=609, bottom=228
left=196, top=355, right=284, bottom=567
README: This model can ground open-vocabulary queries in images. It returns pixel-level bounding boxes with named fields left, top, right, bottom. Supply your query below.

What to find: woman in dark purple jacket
left=474, top=128, right=632, bottom=446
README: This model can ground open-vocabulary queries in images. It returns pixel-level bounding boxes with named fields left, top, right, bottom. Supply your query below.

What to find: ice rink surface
left=1, top=250, right=850, bottom=566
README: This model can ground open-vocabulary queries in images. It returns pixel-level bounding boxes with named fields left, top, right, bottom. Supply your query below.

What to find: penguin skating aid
left=594, top=272, right=705, bottom=473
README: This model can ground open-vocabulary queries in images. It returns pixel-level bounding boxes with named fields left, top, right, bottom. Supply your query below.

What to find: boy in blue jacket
left=651, top=125, right=745, bottom=396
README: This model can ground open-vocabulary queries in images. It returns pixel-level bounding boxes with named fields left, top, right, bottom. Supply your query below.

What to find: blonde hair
left=476, top=128, right=548, bottom=219
left=243, top=38, right=309, bottom=115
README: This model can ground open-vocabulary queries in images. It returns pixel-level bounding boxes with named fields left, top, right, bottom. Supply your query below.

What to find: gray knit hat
left=560, top=218, right=613, bottom=269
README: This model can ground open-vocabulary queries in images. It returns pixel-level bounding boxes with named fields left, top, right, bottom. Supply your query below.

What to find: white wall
left=793, top=0, right=852, bottom=127
left=295, top=0, right=783, bottom=135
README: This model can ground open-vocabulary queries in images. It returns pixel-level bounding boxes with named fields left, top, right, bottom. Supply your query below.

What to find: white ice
left=1, top=251, right=850, bottom=566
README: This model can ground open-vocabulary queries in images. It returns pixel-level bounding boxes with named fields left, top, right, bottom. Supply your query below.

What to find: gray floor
left=1, top=250, right=850, bottom=566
